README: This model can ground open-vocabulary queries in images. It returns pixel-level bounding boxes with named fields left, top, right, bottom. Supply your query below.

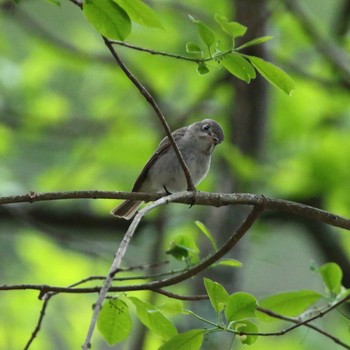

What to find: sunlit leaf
left=158, top=329, right=205, bottom=350
left=97, top=298, right=132, bottom=345
left=229, top=320, right=259, bottom=345
left=225, top=292, right=257, bottom=322
left=159, top=300, right=184, bottom=314
left=319, top=262, right=343, bottom=296
left=246, top=55, right=295, bottom=95
left=204, top=278, right=229, bottom=313
left=45, top=0, right=61, bottom=5
left=214, top=14, right=247, bottom=38
left=114, top=0, right=163, bottom=28
left=186, top=42, right=203, bottom=55
left=258, top=290, right=322, bottom=321
left=195, top=220, right=218, bottom=250
left=129, top=297, right=178, bottom=340
left=197, top=62, right=210, bottom=75
left=83, top=0, right=131, bottom=40
left=213, top=259, right=242, bottom=268
left=167, top=235, right=199, bottom=263
left=235, top=36, right=273, bottom=51
left=189, top=15, right=216, bottom=49
left=222, top=53, right=256, bottom=82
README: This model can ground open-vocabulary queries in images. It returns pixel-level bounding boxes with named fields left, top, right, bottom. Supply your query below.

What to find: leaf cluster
left=97, top=259, right=348, bottom=349
left=74, top=0, right=294, bottom=94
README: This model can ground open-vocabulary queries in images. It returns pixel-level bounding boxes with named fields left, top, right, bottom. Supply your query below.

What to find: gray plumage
left=111, top=119, right=224, bottom=219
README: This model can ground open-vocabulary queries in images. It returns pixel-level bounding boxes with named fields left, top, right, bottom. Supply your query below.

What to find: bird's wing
left=131, top=127, right=187, bottom=192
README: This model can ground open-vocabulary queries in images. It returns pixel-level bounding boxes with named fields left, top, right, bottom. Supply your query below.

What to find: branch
left=82, top=192, right=191, bottom=349
left=257, top=296, right=350, bottom=349
left=109, top=40, right=202, bottom=63
left=0, top=202, right=262, bottom=297
left=102, top=38, right=195, bottom=191
left=1, top=191, right=349, bottom=230
left=67, top=0, right=196, bottom=191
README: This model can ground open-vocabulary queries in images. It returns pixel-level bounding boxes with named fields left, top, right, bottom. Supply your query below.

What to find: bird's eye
left=202, top=124, right=210, bottom=131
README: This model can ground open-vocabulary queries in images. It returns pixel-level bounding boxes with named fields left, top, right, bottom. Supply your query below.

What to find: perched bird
left=111, top=119, right=224, bottom=219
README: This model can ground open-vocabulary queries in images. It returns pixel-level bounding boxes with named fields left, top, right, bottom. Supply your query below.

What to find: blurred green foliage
left=0, top=0, right=350, bottom=349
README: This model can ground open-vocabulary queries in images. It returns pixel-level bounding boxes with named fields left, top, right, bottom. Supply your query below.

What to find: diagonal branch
left=102, top=37, right=195, bottom=191
left=82, top=192, right=192, bottom=349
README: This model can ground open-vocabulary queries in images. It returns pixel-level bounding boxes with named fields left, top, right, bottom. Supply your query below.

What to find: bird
left=111, top=119, right=224, bottom=219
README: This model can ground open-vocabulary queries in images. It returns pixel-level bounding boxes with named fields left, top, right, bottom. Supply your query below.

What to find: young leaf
left=246, top=55, right=295, bottom=95
left=319, top=262, right=343, bottom=296
left=214, top=14, right=247, bottom=38
left=197, top=62, right=210, bottom=75
left=186, top=42, right=203, bottom=55
left=83, top=0, right=131, bottom=40
left=166, top=244, right=189, bottom=260
left=195, top=220, right=218, bottom=251
left=45, top=0, right=61, bottom=5
left=222, top=53, right=256, bottom=83
left=258, top=290, right=322, bottom=321
left=97, top=298, right=132, bottom=345
left=166, top=234, right=200, bottom=263
left=159, top=300, right=184, bottom=314
left=204, top=278, right=229, bottom=313
left=235, top=36, right=273, bottom=51
left=189, top=15, right=216, bottom=50
left=129, top=297, right=178, bottom=340
left=225, top=292, right=257, bottom=322
left=114, top=0, right=163, bottom=29
left=229, top=320, right=259, bottom=345
left=212, top=258, right=242, bottom=268
left=158, top=329, right=205, bottom=350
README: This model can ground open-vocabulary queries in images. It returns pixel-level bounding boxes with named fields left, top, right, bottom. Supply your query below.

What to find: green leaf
left=129, top=297, right=178, bottom=340
left=189, top=15, right=216, bottom=49
left=197, top=62, right=210, bottom=75
left=225, top=292, right=257, bottom=322
left=319, top=262, right=343, bottom=295
left=114, top=0, right=163, bottom=29
left=230, top=320, right=259, bottom=345
left=246, top=55, right=295, bottom=95
left=204, top=278, right=229, bottom=313
left=158, top=329, right=205, bottom=350
left=186, top=42, right=203, bottom=55
left=212, top=259, right=242, bottom=268
left=166, top=235, right=200, bottom=263
left=222, top=53, right=256, bottom=83
left=159, top=300, right=184, bottom=314
left=97, top=298, right=132, bottom=345
left=83, top=0, right=131, bottom=41
left=258, top=290, right=322, bottom=321
left=195, top=220, right=218, bottom=251
left=45, top=0, right=61, bottom=5
left=166, top=244, right=189, bottom=260
left=236, top=36, right=273, bottom=51
left=214, top=14, right=247, bottom=38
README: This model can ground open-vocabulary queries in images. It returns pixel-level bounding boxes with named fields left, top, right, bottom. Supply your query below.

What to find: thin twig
left=257, top=300, right=350, bottom=349
left=155, top=289, right=208, bottom=301
left=109, top=40, right=202, bottom=63
left=24, top=299, right=50, bottom=350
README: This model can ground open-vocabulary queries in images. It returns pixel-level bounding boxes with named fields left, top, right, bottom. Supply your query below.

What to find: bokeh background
left=1, top=0, right=350, bottom=349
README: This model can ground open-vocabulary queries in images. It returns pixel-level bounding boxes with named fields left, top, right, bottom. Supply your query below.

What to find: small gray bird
left=111, top=119, right=224, bottom=219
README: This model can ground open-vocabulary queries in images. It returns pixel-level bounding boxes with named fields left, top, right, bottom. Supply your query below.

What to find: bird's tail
left=110, top=200, right=142, bottom=220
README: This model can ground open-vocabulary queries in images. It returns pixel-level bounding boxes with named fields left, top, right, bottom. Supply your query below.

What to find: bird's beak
left=211, top=134, right=220, bottom=145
